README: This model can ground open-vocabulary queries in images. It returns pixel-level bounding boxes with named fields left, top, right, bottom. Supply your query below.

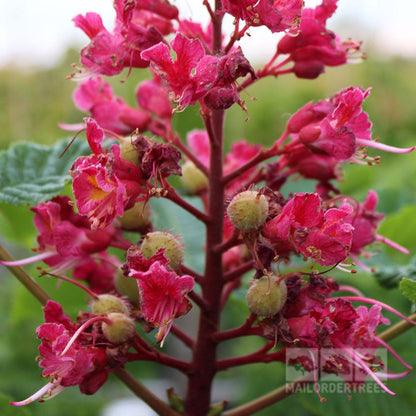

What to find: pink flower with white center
left=285, top=87, right=414, bottom=163
left=277, top=0, right=362, bottom=79
left=73, top=77, right=151, bottom=135
left=11, top=301, right=109, bottom=406
left=70, top=119, right=146, bottom=230
left=130, top=261, right=194, bottom=345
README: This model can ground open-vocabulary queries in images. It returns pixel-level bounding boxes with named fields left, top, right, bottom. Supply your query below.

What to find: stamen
left=60, top=316, right=111, bottom=357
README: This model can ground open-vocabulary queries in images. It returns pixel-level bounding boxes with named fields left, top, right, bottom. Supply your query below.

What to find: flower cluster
left=2, top=0, right=415, bottom=412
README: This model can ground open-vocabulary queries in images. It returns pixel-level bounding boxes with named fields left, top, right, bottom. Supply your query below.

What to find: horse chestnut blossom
left=2, top=1, right=416, bottom=415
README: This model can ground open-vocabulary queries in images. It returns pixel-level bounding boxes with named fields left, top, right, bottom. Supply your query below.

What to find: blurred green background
left=1, top=43, right=416, bottom=416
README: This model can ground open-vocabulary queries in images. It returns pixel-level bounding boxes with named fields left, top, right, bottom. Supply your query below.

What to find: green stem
left=378, top=312, right=416, bottom=342
left=0, top=243, right=50, bottom=305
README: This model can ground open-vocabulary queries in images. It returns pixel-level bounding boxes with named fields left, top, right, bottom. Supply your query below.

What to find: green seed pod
left=118, top=200, right=151, bottom=231
left=102, top=312, right=136, bottom=344
left=141, top=231, right=184, bottom=269
left=115, top=272, right=140, bottom=303
left=120, top=139, right=139, bottom=166
left=180, top=161, right=208, bottom=193
left=91, top=294, right=130, bottom=315
left=227, top=190, right=268, bottom=231
left=246, top=275, right=287, bottom=317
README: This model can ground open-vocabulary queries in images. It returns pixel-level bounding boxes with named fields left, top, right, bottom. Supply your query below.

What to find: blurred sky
left=0, top=0, right=415, bottom=69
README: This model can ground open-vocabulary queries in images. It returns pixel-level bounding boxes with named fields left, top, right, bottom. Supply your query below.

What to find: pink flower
left=222, top=0, right=303, bottom=33
left=277, top=0, right=361, bottom=78
left=276, top=277, right=410, bottom=396
left=129, top=261, right=194, bottom=345
left=72, top=252, right=120, bottom=294
left=73, top=77, right=151, bottom=135
left=0, top=196, right=119, bottom=274
left=70, top=119, right=146, bottom=230
left=73, top=13, right=129, bottom=76
left=141, top=33, right=219, bottom=110
left=263, top=193, right=353, bottom=266
left=11, top=301, right=109, bottom=406
left=284, top=87, right=414, bottom=163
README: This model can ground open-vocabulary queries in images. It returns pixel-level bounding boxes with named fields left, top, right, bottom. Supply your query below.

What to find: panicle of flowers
left=3, top=0, right=416, bottom=412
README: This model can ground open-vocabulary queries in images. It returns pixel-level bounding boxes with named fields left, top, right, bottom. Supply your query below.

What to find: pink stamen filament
left=337, top=296, right=416, bottom=326
left=43, top=271, right=99, bottom=300
left=376, top=370, right=412, bottom=380
left=60, top=316, right=112, bottom=357
left=375, top=235, right=409, bottom=254
left=10, top=379, right=65, bottom=406
left=375, top=336, right=412, bottom=370
left=334, top=340, right=396, bottom=395
left=356, top=138, right=415, bottom=154
left=0, top=251, right=55, bottom=267
left=337, top=285, right=364, bottom=297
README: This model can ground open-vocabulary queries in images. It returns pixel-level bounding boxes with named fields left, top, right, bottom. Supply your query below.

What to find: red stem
left=170, top=325, right=196, bottom=349
left=222, top=147, right=280, bottom=185
left=164, top=187, right=210, bottom=223
left=212, top=315, right=260, bottom=343
left=184, top=6, right=225, bottom=411
left=216, top=342, right=285, bottom=371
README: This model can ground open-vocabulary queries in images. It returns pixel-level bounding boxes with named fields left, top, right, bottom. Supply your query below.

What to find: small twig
left=0, top=244, right=50, bottom=306
left=379, top=312, right=416, bottom=342
left=177, top=264, right=204, bottom=285
left=169, top=133, right=209, bottom=176
left=212, top=314, right=258, bottom=343
left=222, top=148, right=278, bottom=185
left=164, top=187, right=210, bottom=223
left=223, top=260, right=254, bottom=282
left=170, top=325, right=196, bottom=349
left=216, top=342, right=284, bottom=370
left=188, top=290, right=210, bottom=311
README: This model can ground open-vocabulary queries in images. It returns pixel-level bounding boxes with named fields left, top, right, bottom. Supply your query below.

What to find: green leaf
left=374, top=255, right=416, bottom=288
left=399, top=277, right=416, bottom=304
left=0, top=138, right=90, bottom=206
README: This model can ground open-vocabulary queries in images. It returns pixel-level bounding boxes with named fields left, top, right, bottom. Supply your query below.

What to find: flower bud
left=102, top=312, right=136, bottom=344
left=91, top=294, right=130, bottom=315
left=246, top=275, right=287, bottom=317
left=227, top=190, right=268, bottom=231
left=117, top=200, right=151, bottom=231
left=141, top=231, right=184, bottom=269
left=180, top=161, right=208, bottom=193
left=115, top=272, right=140, bottom=303
left=120, top=139, right=139, bottom=166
